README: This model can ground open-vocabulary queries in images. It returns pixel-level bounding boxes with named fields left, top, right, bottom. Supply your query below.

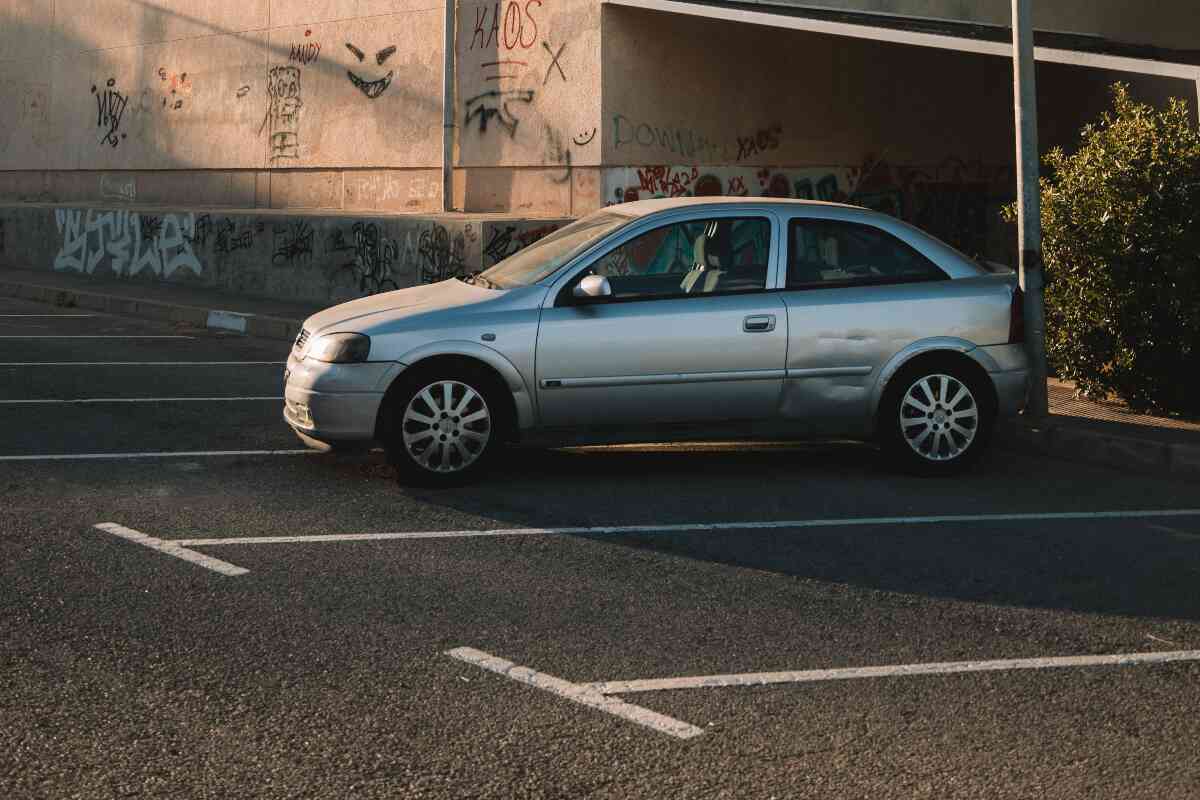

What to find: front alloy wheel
left=400, top=380, right=492, bottom=475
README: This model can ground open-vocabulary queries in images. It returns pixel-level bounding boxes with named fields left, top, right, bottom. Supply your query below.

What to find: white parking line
left=587, top=650, right=1200, bottom=694
left=0, top=449, right=314, bottom=462
left=169, top=509, right=1200, bottom=547
left=0, top=314, right=96, bottom=318
left=176, top=529, right=549, bottom=546
left=93, top=523, right=249, bottom=576
left=0, top=396, right=283, bottom=405
left=0, top=361, right=286, bottom=366
left=0, top=335, right=196, bottom=339
left=446, top=648, right=704, bottom=740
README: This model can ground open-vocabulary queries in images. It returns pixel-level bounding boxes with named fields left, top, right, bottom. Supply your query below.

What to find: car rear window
left=787, top=219, right=949, bottom=289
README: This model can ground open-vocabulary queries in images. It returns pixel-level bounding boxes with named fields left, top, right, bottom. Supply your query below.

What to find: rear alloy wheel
left=388, top=376, right=498, bottom=486
left=901, top=374, right=978, bottom=461
left=881, top=361, right=993, bottom=475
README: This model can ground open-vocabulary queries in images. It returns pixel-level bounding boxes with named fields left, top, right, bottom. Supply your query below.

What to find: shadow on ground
left=380, top=442, right=1200, bottom=624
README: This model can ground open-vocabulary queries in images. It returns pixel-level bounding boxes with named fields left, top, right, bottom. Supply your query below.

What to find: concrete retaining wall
left=0, top=203, right=567, bottom=306
left=598, top=5, right=1197, bottom=263
left=0, top=0, right=603, bottom=215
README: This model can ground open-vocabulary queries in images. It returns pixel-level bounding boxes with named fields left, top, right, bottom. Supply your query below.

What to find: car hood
left=302, top=279, right=499, bottom=334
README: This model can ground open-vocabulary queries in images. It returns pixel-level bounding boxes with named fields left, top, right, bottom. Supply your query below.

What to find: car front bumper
left=283, top=352, right=402, bottom=446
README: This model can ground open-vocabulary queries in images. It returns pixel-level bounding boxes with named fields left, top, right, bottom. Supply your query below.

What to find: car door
left=535, top=211, right=787, bottom=429
left=778, top=214, right=953, bottom=434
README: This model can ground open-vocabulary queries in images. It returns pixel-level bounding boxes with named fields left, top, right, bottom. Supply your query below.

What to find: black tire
left=878, top=357, right=995, bottom=476
left=383, top=364, right=508, bottom=487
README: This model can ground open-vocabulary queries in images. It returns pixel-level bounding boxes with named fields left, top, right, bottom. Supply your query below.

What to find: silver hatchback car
left=284, top=198, right=1029, bottom=485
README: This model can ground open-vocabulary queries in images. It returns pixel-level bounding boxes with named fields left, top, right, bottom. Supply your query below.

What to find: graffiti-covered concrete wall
left=0, top=1, right=447, bottom=210
left=455, top=0, right=603, bottom=214
left=1, top=1, right=1194, bottom=225
left=599, top=4, right=1197, bottom=263
left=0, top=203, right=567, bottom=305
left=0, top=0, right=602, bottom=215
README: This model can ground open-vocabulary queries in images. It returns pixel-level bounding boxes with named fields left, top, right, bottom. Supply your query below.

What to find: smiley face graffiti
left=346, top=42, right=397, bottom=99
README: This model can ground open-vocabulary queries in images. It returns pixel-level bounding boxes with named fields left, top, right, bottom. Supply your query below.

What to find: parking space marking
left=171, top=509, right=1200, bottom=547
left=0, top=335, right=196, bottom=339
left=0, top=314, right=96, bottom=318
left=446, top=648, right=705, bottom=740
left=0, top=449, right=314, bottom=462
left=93, top=523, right=249, bottom=576
left=176, top=529, right=550, bottom=546
left=0, top=396, right=283, bottom=405
left=586, top=650, right=1200, bottom=695
left=0, top=361, right=286, bottom=366
left=1147, top=523, right=1200, bottom=540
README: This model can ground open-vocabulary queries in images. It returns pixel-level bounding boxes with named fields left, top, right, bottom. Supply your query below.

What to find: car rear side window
left=787, top=219, right=948, bottom=290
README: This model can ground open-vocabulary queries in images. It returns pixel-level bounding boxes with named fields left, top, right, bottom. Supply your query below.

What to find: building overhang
left=602, top=0, right=1200, bottom=82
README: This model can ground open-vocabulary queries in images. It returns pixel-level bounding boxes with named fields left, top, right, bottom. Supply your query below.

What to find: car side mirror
left=572, top=275, right=613, bottom=303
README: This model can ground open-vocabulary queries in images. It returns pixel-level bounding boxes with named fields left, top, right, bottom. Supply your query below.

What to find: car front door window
left=569, top=217, right=772, bottom=302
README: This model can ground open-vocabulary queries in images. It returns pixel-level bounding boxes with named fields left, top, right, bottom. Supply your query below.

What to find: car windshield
left=475, top=211, right=631, bottom=289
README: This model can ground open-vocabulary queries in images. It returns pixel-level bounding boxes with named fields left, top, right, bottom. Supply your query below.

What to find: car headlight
left=307, top=332, right=371, bottom=363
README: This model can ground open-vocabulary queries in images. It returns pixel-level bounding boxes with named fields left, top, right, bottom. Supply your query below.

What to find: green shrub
left=1022, top=83, right=1200, bottom=414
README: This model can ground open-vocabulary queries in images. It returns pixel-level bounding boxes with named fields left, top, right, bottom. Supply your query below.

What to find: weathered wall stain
left=345, top=173, right=441, bottom=209
left=100, top=174, right=136, bottom=202
left=0, top=83, right=49, bottom=154
left=156, top=68, right=191, bottom=112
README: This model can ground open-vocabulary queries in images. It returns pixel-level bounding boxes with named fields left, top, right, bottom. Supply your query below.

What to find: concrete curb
left=0, top=279, right=303, bottom=343
left=998, top=419, right=1200, bottom=481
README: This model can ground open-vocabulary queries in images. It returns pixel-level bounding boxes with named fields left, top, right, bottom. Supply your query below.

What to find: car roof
left=608, top=196, right=863, bottom=217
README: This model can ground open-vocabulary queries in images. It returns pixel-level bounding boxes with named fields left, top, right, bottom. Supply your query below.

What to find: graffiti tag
left=54, top=209, right=202, bottom=279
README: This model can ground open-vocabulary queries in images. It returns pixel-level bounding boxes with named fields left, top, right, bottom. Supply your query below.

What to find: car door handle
left=743, top=315, right=776, bottom=333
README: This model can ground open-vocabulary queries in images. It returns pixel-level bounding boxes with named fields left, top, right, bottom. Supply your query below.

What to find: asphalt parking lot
left=2, top=294, right=1199, bottom=799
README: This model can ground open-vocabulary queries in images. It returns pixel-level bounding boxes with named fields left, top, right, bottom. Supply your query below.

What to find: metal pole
left=1194, top=73, right=1200, bottom=126
left=1012, top=0, right=1049, bottom=418
left=442, top=0, right=456, bottom=213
